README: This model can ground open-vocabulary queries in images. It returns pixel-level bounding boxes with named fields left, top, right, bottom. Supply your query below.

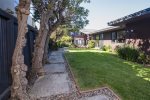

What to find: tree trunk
left=11, top=0, right=31, bottom=99
left=43, top=33, right=50, bottom=64
left=42, top=27, right=61, bottom=65
left=32, top=1, right=61, bottom=75
left=32, top=12, right=49, bottom=76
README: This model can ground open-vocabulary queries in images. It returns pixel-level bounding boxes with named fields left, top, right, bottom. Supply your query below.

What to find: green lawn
left=65, top=49, right=150, bottom=100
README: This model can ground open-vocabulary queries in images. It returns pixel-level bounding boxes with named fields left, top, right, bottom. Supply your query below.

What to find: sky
left=82, top=0, right=150, bottom=30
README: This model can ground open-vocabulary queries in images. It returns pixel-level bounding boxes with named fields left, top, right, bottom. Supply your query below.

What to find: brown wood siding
left=126, top=18, right=150, bottom=55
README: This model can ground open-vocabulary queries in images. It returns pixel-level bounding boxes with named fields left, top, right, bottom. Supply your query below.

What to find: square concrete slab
left=44, top=64, right=66, bottom=74
left=81, top=95, right=110, bottom=100
left=29, top=73, right=71, bottom=98
left=48, top=55, right=64, bottom=63
left=50, top=52, right=62, bottom=56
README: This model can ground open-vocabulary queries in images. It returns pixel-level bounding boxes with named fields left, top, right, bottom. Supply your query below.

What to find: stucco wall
left=99, top=40, right=124, bottom=50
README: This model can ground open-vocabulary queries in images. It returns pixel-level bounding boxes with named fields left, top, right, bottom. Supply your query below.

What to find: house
left=72, top=29, right=100, bottom=47
left=74, top=35, right=86, bottom=47
left=71, top=32, right=87, bottom=47
left=89, top=26, right=125, bottom=49
left=108, top=7, right=150, bottom=55
left=84, top=8, right=150, bottom=54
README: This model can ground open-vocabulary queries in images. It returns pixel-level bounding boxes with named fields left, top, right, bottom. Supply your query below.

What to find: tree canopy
left=32, top=0, right=90, bottom=31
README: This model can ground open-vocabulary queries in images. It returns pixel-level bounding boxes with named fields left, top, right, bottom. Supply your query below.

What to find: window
left=93, top=34, right=96, bottom=40
left=81, top=40, right=84, bottom=45
left=100, top=33, right=104, bottom=40
left=117, top=31, right=126, bottom=43
left=96, top=34, right=100, bottom=40
left=80, top=39, right=82, bottom=45
left=75, top=40, right=78, bottom=45
left=111, top=31, right=126, bottom=43
left=111, top=32, right=117, bottom=42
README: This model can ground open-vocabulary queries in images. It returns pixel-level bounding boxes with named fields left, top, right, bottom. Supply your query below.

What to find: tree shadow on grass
left=123, top=61, right=150, bottom=82
left=100, top=52, right=150, bottom=82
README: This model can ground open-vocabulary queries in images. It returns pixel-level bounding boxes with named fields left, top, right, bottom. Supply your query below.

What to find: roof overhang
left=80, top=29, right=97, bottom=35
left=108, top=8, right=150, bottom=26
left=93, top=26, right=125, bottom=34
left=80, top=26, right=125, bottom=35
left=74, top=36, right=85, bottom=38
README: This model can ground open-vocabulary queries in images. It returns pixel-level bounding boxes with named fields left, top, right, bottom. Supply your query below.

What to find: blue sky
left=82, top=0, right=150, bottom=29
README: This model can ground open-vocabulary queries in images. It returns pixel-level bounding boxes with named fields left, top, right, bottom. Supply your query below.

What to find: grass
left=65, top=49, right=150, bottom=100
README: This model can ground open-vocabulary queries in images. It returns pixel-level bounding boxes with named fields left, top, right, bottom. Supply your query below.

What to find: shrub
left=138, top=52, right=150, bottom=64
left=69, top=44, right=77, bottom=48
left=138, top=52, right=146, bottom=64
left=61, top=35, right=72, bottom=43
left=116, top=46, right=139, bottom=62
left=49, top=42, right=59, bottom=51
left=114, top=45, right=121, bottom=52
left=147, top=55, right=150, bottom=64
left=48, top=39, right=58, bottom=50
left=87, top=40, right=95, bottom=48
left=101, top=45, right=112, bottom=51
left=101, top=45, right=107, bottom=51
left=57, top=40, right=63, bottom=48
left=107, top=45, right=112, bottom=52
left=57, top=35, right=72, bottom=48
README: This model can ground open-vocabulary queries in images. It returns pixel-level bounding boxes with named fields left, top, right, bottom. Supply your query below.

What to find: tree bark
left=32, top=12, right=49, bottom=76
left=43, top=33, right=50, bottom=64
left=32, top=0, right=62, bottom=75
left=42, top=26, right=61, bottom=65
left=11, top=0, right=31, bottom=99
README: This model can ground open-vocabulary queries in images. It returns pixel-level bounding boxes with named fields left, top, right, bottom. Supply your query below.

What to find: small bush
left=69, top=44, right=77, bottom=48
left=48, top=39, right=58, bottom=51
left=57, top=35, right=72, bottom=48
left=147, top=55, right=150, bottom=64
left=57, top=40, right=63, bottom=48
left=138, top=52, right=150, bottom=64
left=107, top=45, right=112, bottom=52
left=101, top=45, right=107, bottom=51
left=101, top=45, right=112, bottom=51
left=87, top=40, right=95, bottom=48
left=114, top=45, right=121, bottom=51
left=116, top=46, right=139, bottom=62
left=49, top=42, right=59, bottom=51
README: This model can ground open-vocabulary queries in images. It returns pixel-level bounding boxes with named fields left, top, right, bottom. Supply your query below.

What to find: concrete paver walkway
left=29, top=49, right=72, bottom=99
left=81, top=95, right=110, bottom=100
left=29, top=48, right=116, bottom=100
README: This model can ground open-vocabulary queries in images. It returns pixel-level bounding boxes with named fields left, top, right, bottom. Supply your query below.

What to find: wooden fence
left=0, top=8, right=37, bottom=99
